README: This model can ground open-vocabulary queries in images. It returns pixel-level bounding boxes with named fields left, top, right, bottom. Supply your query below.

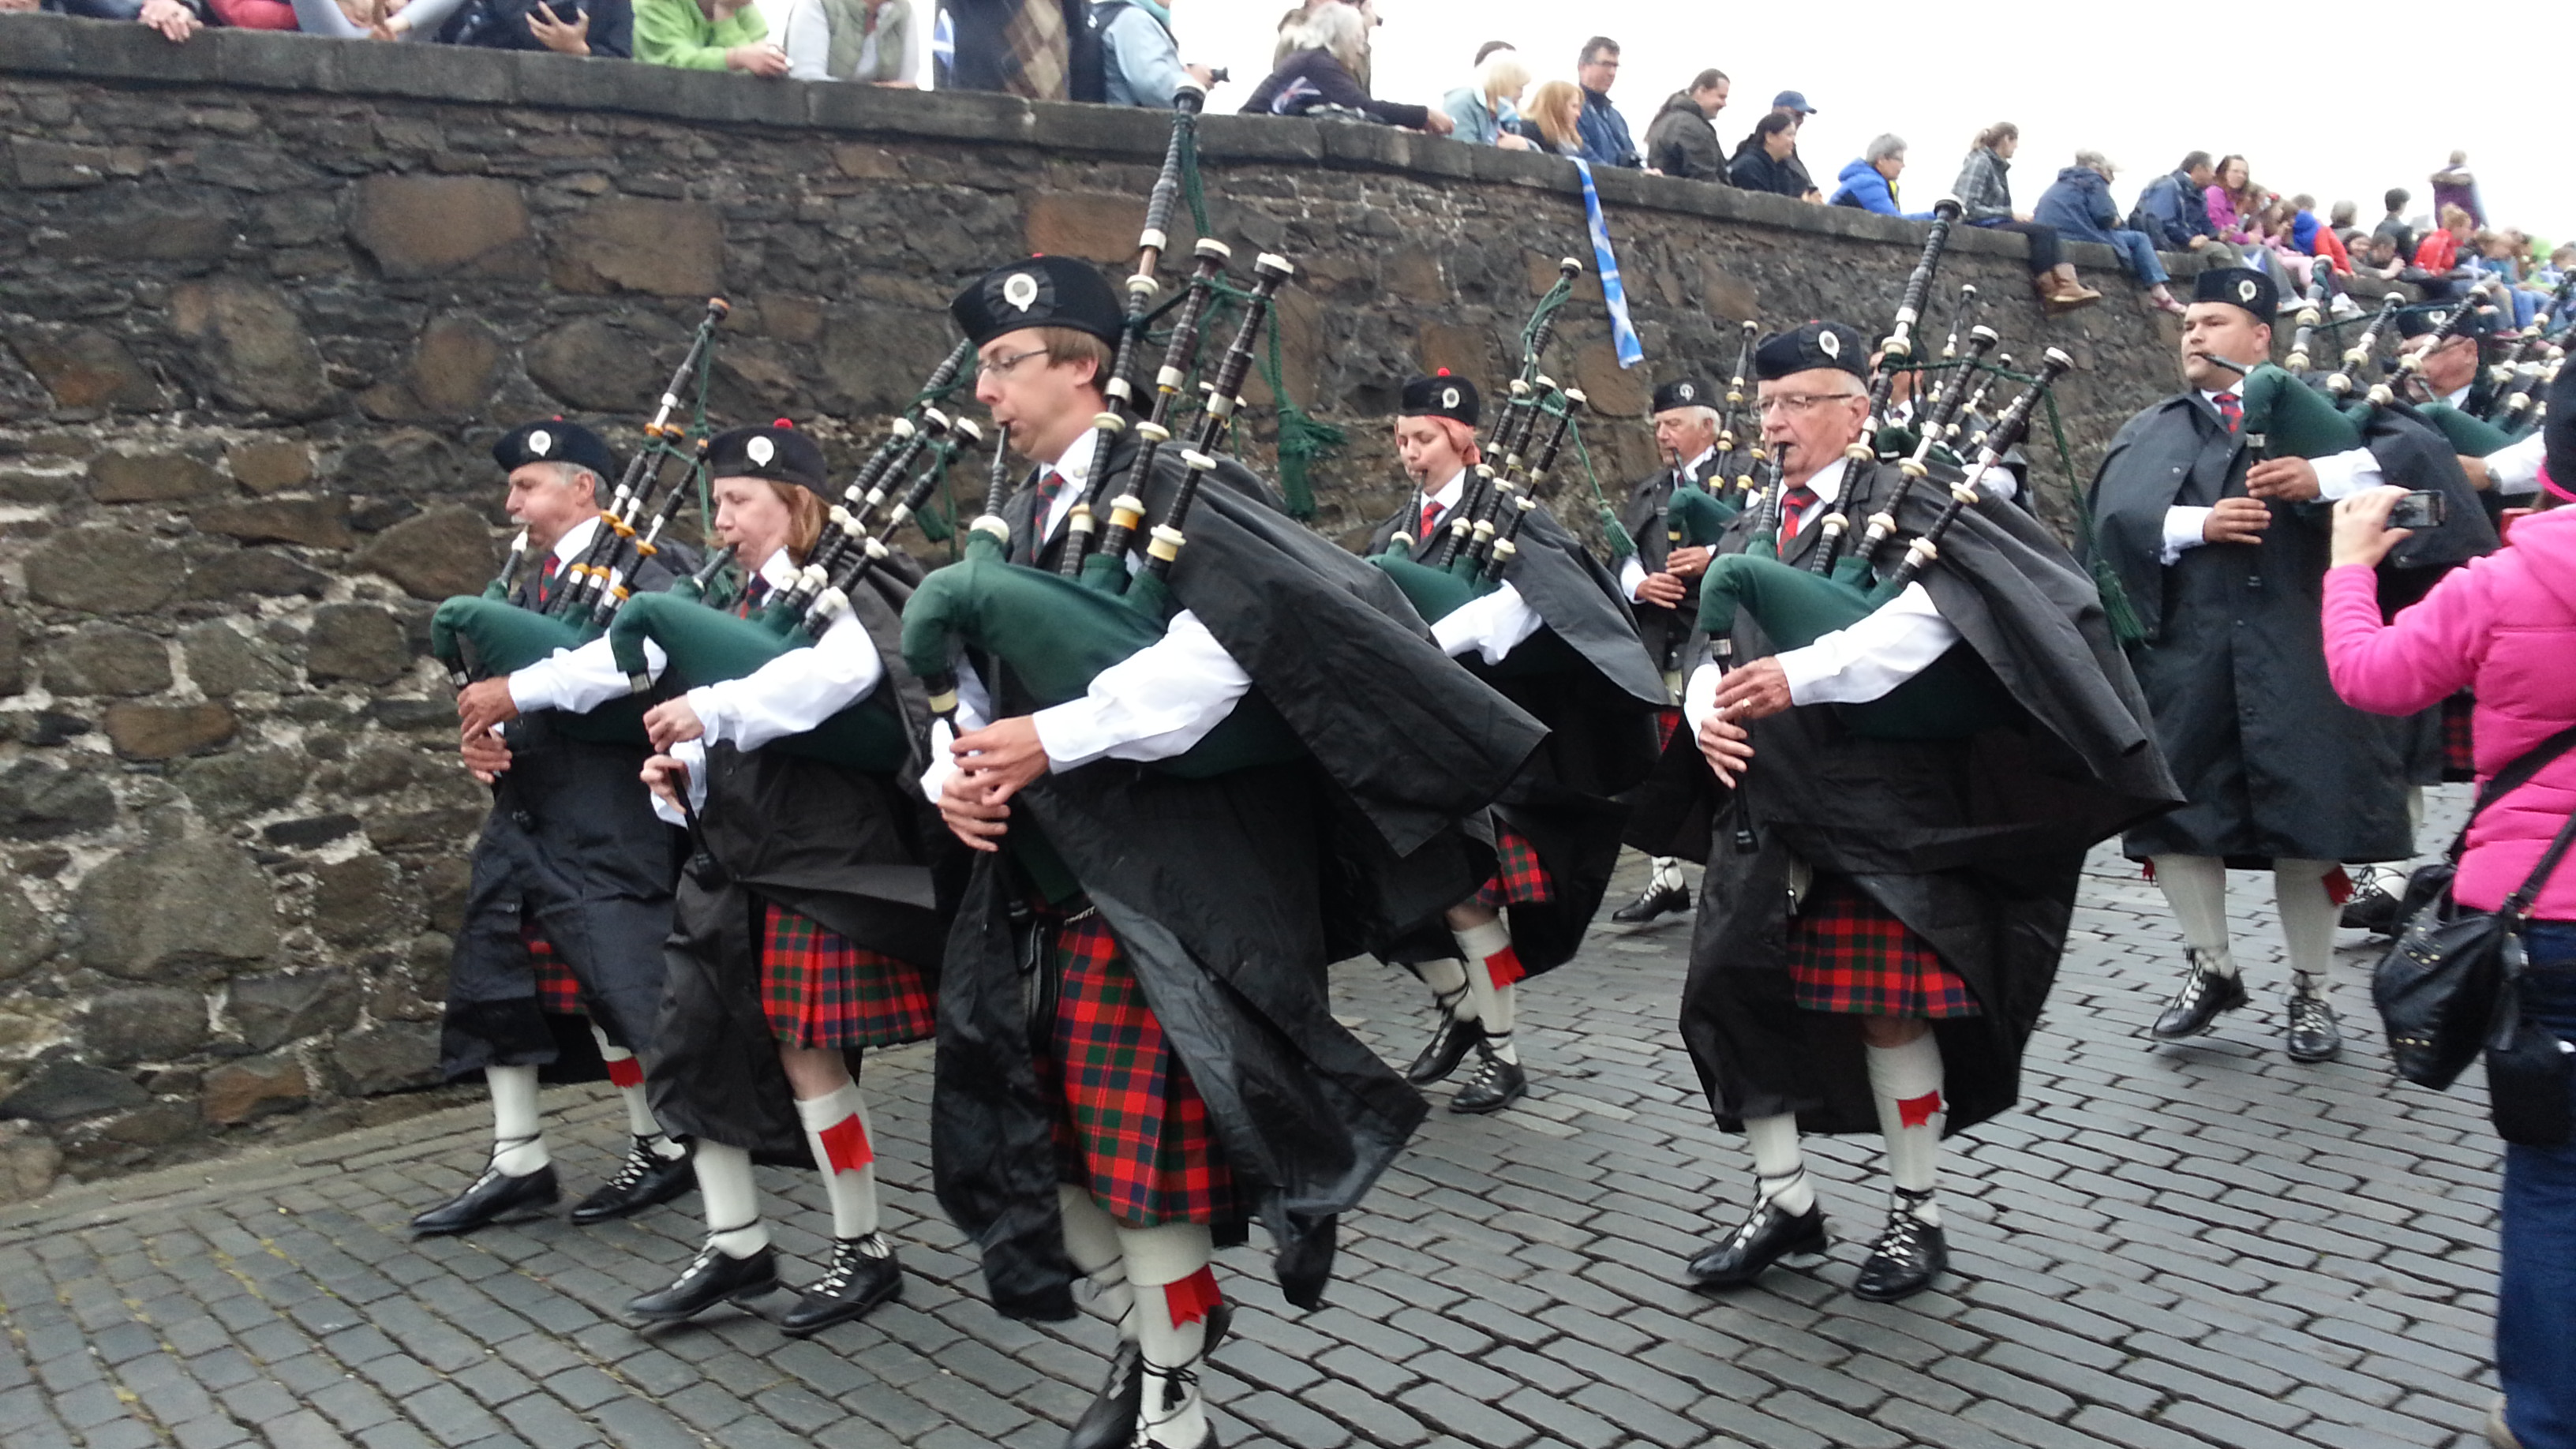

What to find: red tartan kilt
left=756, top=900, right=938, bottom=1050
left=2441, top=692, right=2476, bottom=781
left=1473, top=821, right=1556, bottom=911
left=1787, top=874, right=1981, bottom=1020
left=522, top=923, right=585, bottom=1017
left=1043, top=912, right=1241, bottom=1227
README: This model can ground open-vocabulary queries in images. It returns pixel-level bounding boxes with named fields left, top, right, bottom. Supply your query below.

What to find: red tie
left=1418, top=499, right=1442, bottom=538
left=535, top=556, right=559, bottom=607
left=1779, top=485, right=1818, bottom=546
left=2215, top=391, right=2242, bottom=434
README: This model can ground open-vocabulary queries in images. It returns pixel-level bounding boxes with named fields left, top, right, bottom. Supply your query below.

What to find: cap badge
left=527, top=429, right=552, bottom=457
left=747, top=436, right=776, bottom=466
left=1818, top=331, right=1841, bottom=359
left=2238, top=279, right=2259, bottom=304
left=1677, top=383, right=1696, bottom=401
left=1003, top=272, right=1040, bottom=312
left=1441, top=386, right=1461, bottom=410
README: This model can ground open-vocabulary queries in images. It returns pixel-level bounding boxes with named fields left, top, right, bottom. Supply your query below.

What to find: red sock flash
left=603, top=1056, right=645, bottom=1089
left=1482, top=944, right=1527, bottom=989
left=815, top=1113, right=874, bottom=1173
left=1164, top=1265, right=1222, bottom=1328
left=2323, top=867, right=2355, bottom=906
left=1896, top=1090, right=1944, bottom=1129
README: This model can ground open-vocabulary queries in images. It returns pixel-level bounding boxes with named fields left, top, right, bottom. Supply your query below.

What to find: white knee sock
left=2274, top=859, right=2339, bottom=998
left=1743, top=1112, right=1813, bottom=1215
left=1119, top=1222, right=1218, bottom=1449
left=794, top=1082, right=881, bottom=1241
left=485, top=1064, right=550, bottom=1176
left=1412, top=958, right=1473, bottom=1019
left=1454, top=919, right=1522, bottom=1065
left=1866, top=1034, right=1945, bottom=1226
left=2151, top=854, right=2233, bottom=970
left=693, top=1141, right=769, bottom=1258
left=588, top=1025, right=683, bottom=1160
left=1057, top=1185, right=1137, bottom=1338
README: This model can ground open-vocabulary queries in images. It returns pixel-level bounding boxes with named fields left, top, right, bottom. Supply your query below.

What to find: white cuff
left=1028, top=610, right=1252, bottom=770
left=2487, top=432, right=2546, bottom=495
left=1771, top=582, right=1960, bottom=706
left=648, top=739, right=709, bottom=826
left=2310, top=446, right=2385, bottom=501
left=1681, top=661, right=1721, bottom=738
left=1429, top=582, right=1544, bottom=664
left=1618, top=554, right=1649, bottom=602
left=1971, top=465, right=2018, bottom=502
left=2162, top=505, right=2213, bottom=564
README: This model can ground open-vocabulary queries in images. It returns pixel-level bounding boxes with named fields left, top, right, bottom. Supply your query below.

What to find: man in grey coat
left=1643, top=69, right=1730, bottom=181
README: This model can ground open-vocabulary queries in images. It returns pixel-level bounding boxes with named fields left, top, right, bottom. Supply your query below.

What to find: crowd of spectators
left=13, top=0, right=2563, bottom=327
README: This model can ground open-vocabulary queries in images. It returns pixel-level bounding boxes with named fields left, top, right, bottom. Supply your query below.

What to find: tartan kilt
left=1654, top=706, right=1683, bottom=752
left=1043, top=912, right=1241, bottom=1227
left=1473, top=821, right=1556, bottom=911
left=1788, top=874, right=1981, bottom=1020
left=522, top=923, right=585, bottom=1017
left=2441, top=692, right=2476, bottom=782
left=755, top=899, right=937, bottom=1050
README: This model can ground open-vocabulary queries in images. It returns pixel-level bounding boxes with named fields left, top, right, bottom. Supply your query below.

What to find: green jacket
left=635, top=0, right=768, bottom=69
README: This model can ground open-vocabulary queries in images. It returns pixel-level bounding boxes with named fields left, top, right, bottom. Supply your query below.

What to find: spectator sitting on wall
left=2356, top=230, right=2408, bottom=283
left=635, top=0, right=784, bottom=73
left=1276, top=0, right=1369, bottom=90
left=1826, top=133, right=1932, bottom=219
left=2128, top=151, right=2218, bottom=253
left=1442, top=43, right=1534, bottom=151
left=1088, top=0, right=1211, bottom=105
left=2328, top=198, right=2364, bottom=252
left=1728, top=111, right=1810, bottom=200
left=1520, top=79, right=1585, bottom=157
left=2376, top=187, right=2416, bottom=263
left=1643, top=68, right=1730, bottom=181
left=1241, top=2, right=1451, bottom=134
left=1953, top=121, right=2099, bottom=313
left=2414, top=203, right=2473, bottom=278
left=27, top=0, right=209, bottom=38
left=2290, top=193, right=2352, bottom=278
left=438, top=0, right=632, bottom=57
left=1572, top=36, right=1639, bottom=167
left=2203, top=154, right=2263, bottom=249
left=2033, top=150, right=2185, bottom=314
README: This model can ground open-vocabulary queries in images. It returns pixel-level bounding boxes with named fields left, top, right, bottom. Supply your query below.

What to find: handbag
left=2372, top=722, right=2576, bottom=1091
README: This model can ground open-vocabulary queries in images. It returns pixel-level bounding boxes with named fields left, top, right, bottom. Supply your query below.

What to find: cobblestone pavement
left=1, top=806, right=2503, bottom=1449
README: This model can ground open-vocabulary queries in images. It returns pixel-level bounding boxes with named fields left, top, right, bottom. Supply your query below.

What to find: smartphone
left=2390, top=490, right=2446, bottom=530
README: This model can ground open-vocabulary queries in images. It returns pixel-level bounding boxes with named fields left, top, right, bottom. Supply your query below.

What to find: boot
left=2039, top=264, right=2101, bottom=314
left=571, top=1137, right=695, bottom=1226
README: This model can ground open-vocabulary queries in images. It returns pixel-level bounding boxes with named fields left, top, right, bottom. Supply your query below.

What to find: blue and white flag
left=1570, top=159, right=1646, bottom=369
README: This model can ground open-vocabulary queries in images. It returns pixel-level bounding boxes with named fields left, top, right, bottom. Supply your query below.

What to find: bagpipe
left=428, top=297, right=732, bottom=746
left=1803, top=198, right=1965, bottom=567
left=1692, top=346, right=2074, bottom=743
left=605, top=342, right=994, bottom=775
left=897, top=84, right=1309, bottom=779
left=2316, top=285, right=2524, bottom=456
left=1664, top=320, right=1765, bottom=553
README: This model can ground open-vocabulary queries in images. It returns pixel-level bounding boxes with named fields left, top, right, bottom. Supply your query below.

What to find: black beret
left=2192, top=267, right=2276, bottom=320
left=492, top=418, right=617, bottom=480
left=2396, top=298, right=2501, bottom=340
left=1753, top=321, right=1868, bottom=382
left=949, top=255, right=1124, bottom=349
left=706, top=420, right=829, bottom=493
left=1653, top=378, right=1714, bottom=414
left=1398, top=370, right=1481, bottom=426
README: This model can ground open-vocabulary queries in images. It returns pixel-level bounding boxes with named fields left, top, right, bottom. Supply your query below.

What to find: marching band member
left=421, top=421, right=693, bottom=1237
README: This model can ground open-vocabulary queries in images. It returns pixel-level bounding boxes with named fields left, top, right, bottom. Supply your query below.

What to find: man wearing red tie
left=2085, top=268, right=2412, bottom=1065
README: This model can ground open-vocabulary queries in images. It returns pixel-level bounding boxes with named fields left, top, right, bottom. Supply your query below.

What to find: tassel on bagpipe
left=1810, top=198, right=1964, bottom=575
left=603, top=417, right=997, bottom=774
left=1691, top=349, right=2073, bottom=742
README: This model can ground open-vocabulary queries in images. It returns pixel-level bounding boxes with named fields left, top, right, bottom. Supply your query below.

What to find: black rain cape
left=1627, top=459, right=2179, bottom=1136
left=440, top=554, right=684, bottom=1087
left=2085, top=390, right=2413, bottom=863
left=1362, top=497, right=1664, bottom=977
left=933, top=431, right=1545, bottom=1320
left=646, top=564, right=963, bottom=1163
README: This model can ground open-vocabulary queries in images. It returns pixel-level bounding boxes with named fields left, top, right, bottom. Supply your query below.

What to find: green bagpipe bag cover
left=900, top=530, right=1301, bottom=779
left=608, top=591, right=911, bottom=773
left=429, top=594, right=651, bottom=747
left=2240, top=363, right=2367, bottom=457
left=1665, top=485, right=1741, bottom=548
left=2414, top=401, right=2519, bottom=457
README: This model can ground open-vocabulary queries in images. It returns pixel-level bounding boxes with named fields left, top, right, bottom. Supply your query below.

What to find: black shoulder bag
left=2372, top=722, right=2576, bottom=1093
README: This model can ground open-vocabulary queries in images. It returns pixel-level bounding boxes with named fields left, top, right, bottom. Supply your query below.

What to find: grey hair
left=1863, top=133, right=1906, bottom=165
left=1290, top=2, right=1367, bottom=61
left=2072, top=148, right=2113, bottom=176
left=530, top=460, right=603, bottom=498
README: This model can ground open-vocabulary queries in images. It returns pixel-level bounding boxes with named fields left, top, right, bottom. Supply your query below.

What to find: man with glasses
left=1574, top=35, right=1641, bottom=169
left=1632, top=322, right=2174, bottom=1305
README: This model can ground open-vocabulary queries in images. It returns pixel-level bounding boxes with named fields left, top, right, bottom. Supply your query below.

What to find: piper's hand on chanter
left=936, top=767, right=1012, bottom=852
left=1636, top=572, right=1688, bottom=608
left=2331, top=485, right=2413, bottom=569
left=1697, top=713, right=1754, bottom=786
left=640, top=753, right=686, bottom=810
left=949, top=717, right=1049, bottom=804
left=642, top=698, right=706, bottom=751
left=455, top=677, right=520, bottom=739
left=461, top=731, right=513, bottom=785
left=2202, top=496, right=2272, bottom=545
left=2245, top=455, right=2323, bottom=502
left=1711, top=657, right=1793, bottom=722
left=1665, top=545, right=1713, bottom=579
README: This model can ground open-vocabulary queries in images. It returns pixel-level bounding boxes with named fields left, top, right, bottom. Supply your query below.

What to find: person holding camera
left=2320, top=402, right=2576, bottom=1449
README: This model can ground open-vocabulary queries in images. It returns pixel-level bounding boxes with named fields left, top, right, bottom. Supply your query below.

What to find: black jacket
left=1241, top=47, right=1428, bottom=129
left=1619, top=450, right=1727, bottom=675
left=1729, top=144, right=1810, bottom=199
left=436, top=0, right=634, bottom=58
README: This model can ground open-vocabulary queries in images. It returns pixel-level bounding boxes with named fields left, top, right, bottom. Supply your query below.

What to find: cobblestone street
left=0, top=817, right=2503, bottom=1449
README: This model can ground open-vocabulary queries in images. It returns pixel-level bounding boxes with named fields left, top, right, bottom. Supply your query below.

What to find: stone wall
left=0, top=13, right=2216, bottom=1197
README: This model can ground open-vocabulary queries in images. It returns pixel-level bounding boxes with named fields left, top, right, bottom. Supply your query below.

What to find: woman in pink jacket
left=2322, top=477, right=2576, bottom=1449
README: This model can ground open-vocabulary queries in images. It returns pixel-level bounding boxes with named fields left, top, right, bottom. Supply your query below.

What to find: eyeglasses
left=1754, top=392, right=1864, bottom=416
left=975, top=346, right=1049, bottom=380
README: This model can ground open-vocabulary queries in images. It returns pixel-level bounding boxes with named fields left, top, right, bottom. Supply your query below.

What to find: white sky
left=1169, top=0, right=2563, bottom=245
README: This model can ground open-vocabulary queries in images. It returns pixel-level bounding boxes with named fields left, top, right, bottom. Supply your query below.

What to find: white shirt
left=507, top=516, right=665, bottom=715
left=2159, top=390, right=2383, bottom=563
left=1410, top=467, right=1467, bottom=545
left=1619, top=448, right=1715, bottom=602
left=2485, top=430, right=2547, bottom=496
left=1432, top=582, right=1543, bottom=664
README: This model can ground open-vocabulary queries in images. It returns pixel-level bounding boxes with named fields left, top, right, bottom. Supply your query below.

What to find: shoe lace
left=1465, top=1039, right=1515, bottom=1092
left=599, top=1137, right=661, bottom=1193
left=811, top=1235, right=886, bottom=1294
left=1133, top=1360, right=1202, bottom=1447
left=2289, top=993, right=2332, bottom=1032
left=1875, top=1207, right=1930, bottom=1257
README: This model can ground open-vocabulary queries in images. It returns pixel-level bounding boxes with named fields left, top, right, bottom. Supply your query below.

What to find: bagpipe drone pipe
left=428, top=297, right=732, bottom=747
left=605, top=350, right=994, bottom=776
left=1691, top=347, right=2076, bottom=742
left=897, top=83, right=1307, bottom=780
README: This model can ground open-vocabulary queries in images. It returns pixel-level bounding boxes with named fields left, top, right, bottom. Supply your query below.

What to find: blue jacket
left=1440, top=86, right=1522, bottom=147
left=1576, top=88, right=1639, bottom=168
left=2034, top=165, right=2124, bottom=245
left=1826, top=158, right=1932, bottom=220
left=2128, top=170, right=2213, bottom=250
